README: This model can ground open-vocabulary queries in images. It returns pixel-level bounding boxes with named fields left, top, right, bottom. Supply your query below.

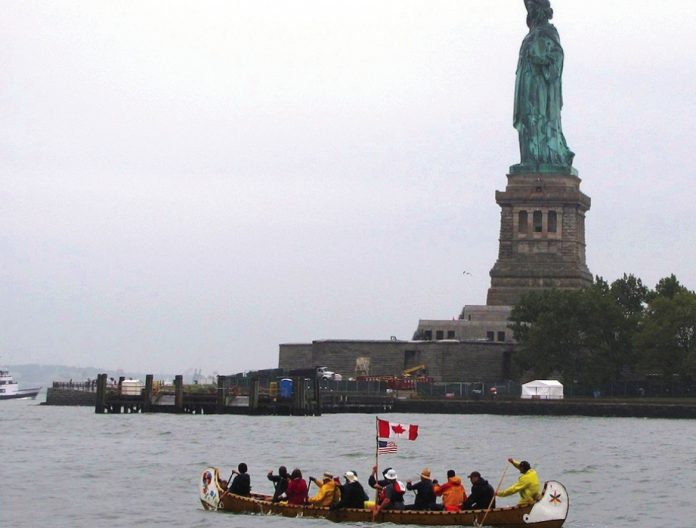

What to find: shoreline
left=391, top=398, right=696, bottom=419
left=43, top=385, right=696, bottom=418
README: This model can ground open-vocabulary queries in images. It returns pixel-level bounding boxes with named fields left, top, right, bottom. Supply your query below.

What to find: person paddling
left=372, top=468, right=405, bottom=519
left=462, top=471, right=495, bottom=510
left=308, top=472, right=341, bottom=507
left=434, top=469, right=466, bottom=511
left=405, top=467, right=437, bottom=510
left=496, top=458, right=541, bottom=505
left=228, top=462, right=251, bottom=496
left=285, top=468, right=308, bottom=505
left=330, top=470, right=368, bottom=510
left=267, top=465, right=289, bottom=502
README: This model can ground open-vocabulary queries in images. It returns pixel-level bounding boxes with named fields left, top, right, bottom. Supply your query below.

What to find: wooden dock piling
left=249, top=378, right=260, bottom=413
left=216, top=376, right=225, bottom=413
left=143, top=374, right=153, bottom=413
left=95, top=373, right=107, bottom=413
left=174, top=375, right=183, bottom=413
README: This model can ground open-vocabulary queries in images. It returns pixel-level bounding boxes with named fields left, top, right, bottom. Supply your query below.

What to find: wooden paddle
left=305, top=476, right=316, bottom=502
left=475, top=463, right=510, bottom=528
left=225, top=470, right=235, bottom=489
left=219, top=469, right=238, bottom=502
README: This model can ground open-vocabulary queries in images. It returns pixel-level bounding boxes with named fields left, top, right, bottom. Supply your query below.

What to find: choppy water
left=3, top=398, right=696, bottom=527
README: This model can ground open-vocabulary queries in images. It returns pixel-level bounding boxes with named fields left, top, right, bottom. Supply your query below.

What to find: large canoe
left=199, top=467, right=569, bottom=527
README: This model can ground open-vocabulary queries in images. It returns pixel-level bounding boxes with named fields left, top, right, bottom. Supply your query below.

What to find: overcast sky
left=3, top=0, right=695, bottom=375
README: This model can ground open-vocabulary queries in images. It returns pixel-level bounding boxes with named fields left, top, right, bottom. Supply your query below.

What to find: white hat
left=384, top=469, right=398, bottom=480
left=344, top=471, right=358, bottom=482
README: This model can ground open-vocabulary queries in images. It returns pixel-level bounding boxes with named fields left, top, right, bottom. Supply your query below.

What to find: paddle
left=219, top=469, right=238, bottom=502
left=475, top=463, right=510, bottom=528
left=268, top=470, right=281, bottom=501
left=225, top=470, right=235, bottom=490
left=306, top=476, right=316, bottom=502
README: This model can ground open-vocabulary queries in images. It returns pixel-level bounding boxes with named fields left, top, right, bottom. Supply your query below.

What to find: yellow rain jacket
left=498, top=460, right=541, bottom=505
left=308, top=479, right=341, bottom=507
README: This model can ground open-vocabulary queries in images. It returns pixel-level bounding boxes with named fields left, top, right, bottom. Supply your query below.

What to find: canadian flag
left=377, top=418, right=419, bottom=440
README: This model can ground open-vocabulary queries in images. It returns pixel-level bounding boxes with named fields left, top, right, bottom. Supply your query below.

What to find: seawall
left=392, top=398, right=696, bottom=419
left=44, top=387, right=97, bottom=406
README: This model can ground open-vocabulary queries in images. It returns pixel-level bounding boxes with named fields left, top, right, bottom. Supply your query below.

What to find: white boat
left=0, top=367, right=41, bottom=400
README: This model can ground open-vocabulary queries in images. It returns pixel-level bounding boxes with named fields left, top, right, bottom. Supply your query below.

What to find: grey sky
left=3, top=0, right=695, bottom=374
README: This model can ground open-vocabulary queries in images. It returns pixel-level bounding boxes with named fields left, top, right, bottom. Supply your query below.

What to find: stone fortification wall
left=45, top=387, right=96, bottom=406
left=279, top=340, right=513, bottom=382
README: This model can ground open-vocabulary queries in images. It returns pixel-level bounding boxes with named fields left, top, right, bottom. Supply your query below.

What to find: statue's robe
left=513, top=22, right=574, bottom=167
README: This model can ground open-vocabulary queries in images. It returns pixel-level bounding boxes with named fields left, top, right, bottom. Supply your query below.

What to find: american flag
left=378, top=440, right=398, bottom=454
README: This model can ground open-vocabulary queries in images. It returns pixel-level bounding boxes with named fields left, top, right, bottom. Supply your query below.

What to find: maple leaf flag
left=377, top=418, right=418, bottom=440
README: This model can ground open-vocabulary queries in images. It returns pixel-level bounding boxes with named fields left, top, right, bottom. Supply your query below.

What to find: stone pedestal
left=486, top=171, right=592, bottom=306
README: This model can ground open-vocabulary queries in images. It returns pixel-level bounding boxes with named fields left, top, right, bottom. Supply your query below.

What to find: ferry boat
left=0, top=367, right=41, bottom=400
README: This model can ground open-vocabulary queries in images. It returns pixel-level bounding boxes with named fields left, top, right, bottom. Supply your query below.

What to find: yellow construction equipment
left=402, top=364, right=427, bottom=377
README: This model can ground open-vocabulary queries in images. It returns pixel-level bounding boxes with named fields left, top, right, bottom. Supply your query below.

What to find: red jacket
left=286, top=478, right=308, bottom=505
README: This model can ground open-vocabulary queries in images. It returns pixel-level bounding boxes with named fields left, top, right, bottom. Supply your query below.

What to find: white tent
left=521, top=379, right=564, bottom=400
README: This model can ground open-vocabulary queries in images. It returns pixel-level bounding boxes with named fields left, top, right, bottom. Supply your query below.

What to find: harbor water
left=3, top=398, right=695, bottom=528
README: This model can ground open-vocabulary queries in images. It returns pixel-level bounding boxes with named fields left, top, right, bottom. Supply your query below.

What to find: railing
left=52, top=380, right=98, bottom=392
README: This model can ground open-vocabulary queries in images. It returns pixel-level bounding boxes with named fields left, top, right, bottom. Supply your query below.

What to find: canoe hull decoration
left=199, top=467, right=569, bottom=526
left=200, top=469, right=220, bottom=510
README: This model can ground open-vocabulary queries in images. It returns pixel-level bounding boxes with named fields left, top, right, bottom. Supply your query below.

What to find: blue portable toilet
left=279, top=378, right=293, bottom=399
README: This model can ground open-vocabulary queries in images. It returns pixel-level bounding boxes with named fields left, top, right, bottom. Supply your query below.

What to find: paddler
left=372, top=468, right=405, bottom=519
left=496, top=458, right=541, bottom=505
left=307, top=472, right=341, bottom=507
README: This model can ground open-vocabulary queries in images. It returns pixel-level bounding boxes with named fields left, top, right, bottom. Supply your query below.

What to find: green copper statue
left=512, top=0, right=574, bottom=173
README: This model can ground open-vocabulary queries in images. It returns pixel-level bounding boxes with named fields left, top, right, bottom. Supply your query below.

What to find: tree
left=649, top=274, right=692, bottom=301
left=634, top=291, right=696, bottom=381
left=580, top=282, right=634, bottom=385
left=509, top=288, right=619, bottom=385
left=510, top=282, right=636, bottom=386
left=609, top=273, right=648, bottom=318
left=510, top=275, right=696, bottom=388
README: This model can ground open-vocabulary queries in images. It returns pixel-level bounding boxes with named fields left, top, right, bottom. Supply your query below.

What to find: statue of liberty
left=512, top=0, right=575, bottom=173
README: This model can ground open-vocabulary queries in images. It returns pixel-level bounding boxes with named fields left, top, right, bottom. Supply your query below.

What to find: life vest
left=379, top=480, right=406, bottom=504
left=393, top=480, right=406, bottom=502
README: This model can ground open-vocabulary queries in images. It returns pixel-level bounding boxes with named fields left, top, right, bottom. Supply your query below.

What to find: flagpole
left=374, top=416, right=380, bottom=503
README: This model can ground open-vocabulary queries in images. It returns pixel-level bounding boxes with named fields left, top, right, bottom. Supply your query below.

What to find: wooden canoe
left=200, top=467, right=569, bottom=527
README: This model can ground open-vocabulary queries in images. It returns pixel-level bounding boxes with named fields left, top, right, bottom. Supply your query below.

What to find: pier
left=90, top=373, right=390, bottom=415
left=38, top=373, right=696, bottom=418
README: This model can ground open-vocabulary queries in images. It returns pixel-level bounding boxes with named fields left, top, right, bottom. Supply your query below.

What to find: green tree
left=609, top=273, right=648, bottom=317
left=510, top=289, right=605, bottom=385
left=581, top=282, right=634, bottom=385
left=634, top=291, right=696, bottom=381
left=510, top=281, right=636, bottom=386
left=649, top=274, right=692, bottom=301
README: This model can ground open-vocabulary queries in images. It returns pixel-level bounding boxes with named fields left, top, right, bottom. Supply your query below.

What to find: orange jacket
left=434, top=476, right=467, bottom=508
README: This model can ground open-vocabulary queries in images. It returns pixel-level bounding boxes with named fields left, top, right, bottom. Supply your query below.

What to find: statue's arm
left=530, top=37, right=562, bottom=81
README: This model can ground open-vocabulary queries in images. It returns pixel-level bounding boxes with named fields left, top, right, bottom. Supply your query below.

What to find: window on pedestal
left=436, top=330, right=444, bottom=340
left=533, top=210, right=543, bottom=232
left=548, top=210, right=557, bottom=233
left=518, top=211, right=528, bottom=233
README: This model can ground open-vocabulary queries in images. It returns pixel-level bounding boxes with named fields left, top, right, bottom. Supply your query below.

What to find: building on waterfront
left=278, top=339, right=512, bottom=383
